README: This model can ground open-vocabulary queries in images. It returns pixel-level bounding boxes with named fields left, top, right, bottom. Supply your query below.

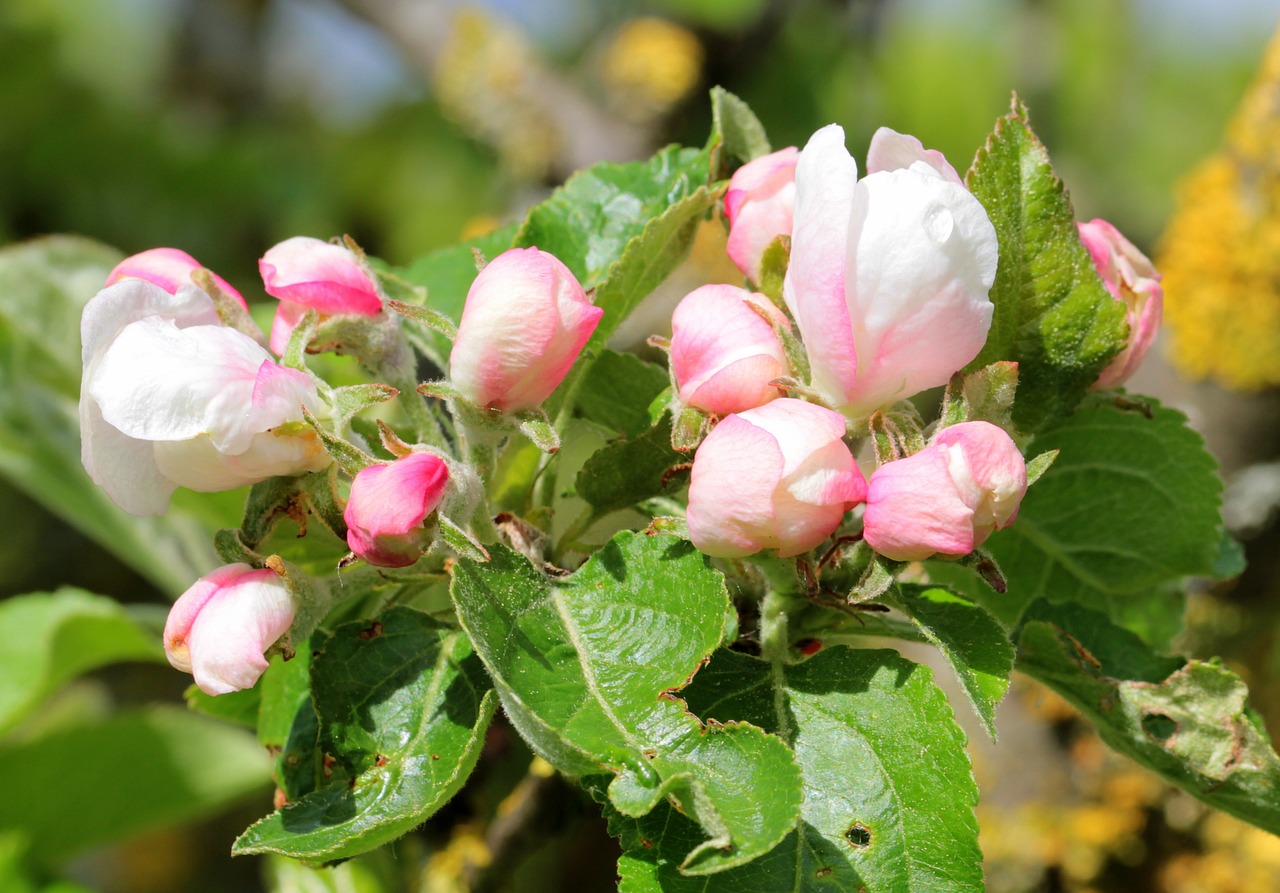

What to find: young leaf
left=234, top=607, right=497, bottom=862
left=963, top=398, right=1222, bottom=646
left=1016, top=600, right=1280, bottom=835
left=0, top=588, right=163, bottom=735
left=615, top=647, right=983, bottom=893
left=708, top=85, right=772, bottom=175
left=965, top=97, right=1128, bottom=432
left=574, top=349, right=671, bottom=437
left=576, top=417, right=684, bottom=517
left=450, top=534, right=803, bottom=874
left=891, top=585, right=1014, bottom=738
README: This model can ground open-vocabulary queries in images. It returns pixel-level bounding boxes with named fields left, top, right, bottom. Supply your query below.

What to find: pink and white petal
left=79, top=398, right=177, bottom=516
left=783, top=125, right=861, bottom=407
left=81, top=280, right=220, bottom=374
left=744, top=399, right=848, bottom=479
left=865, top=127, right=963, bottom=184
left=864, top=447, right=975, bottom=561
left=107, top=248, right=248, bottom=309
left=783, top=438, right=867, bottom=508
left=346, top=454, right=450, bottom=537
left=250, top=360, right=321, bottom=429
left=163, top=563, right=257, bottom=672
left=687, top=414, right=785, bottom=558
left=843, top=168, right=997, bottom=415
left=89, top=320, right=271, bottom=450
left=186, top=570, right=293, bottom=695
left=260, top=237, right=381, bottom=316
left=685, top=354, right=786, bottom=416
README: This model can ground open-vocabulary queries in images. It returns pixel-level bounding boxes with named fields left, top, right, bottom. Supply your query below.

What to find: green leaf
left=709, top=85, right=772, bottom=174
left=0, top=706, right=270, bottom=865
left=185, top=684, right=260, bottom=729
left=615, top=647, right=982, bottom=893
left=1016, top=599, right=1280, bottom=835
left=451, top=534, right=802, bottom=874
left=965, top=98, right=1128, bottom=432
left=0, top=236, right=233, bottom=594
left=234, top=607, right=497, bottom=862
left=962, top=398, right=1222, bottom=646
left=892, top=585, right=1014, bottom=737
left=0, top=588, right=162, bottom=736
left=574, top=350, right=671, bottom=437
left=576, top=417, right=684, bottom=517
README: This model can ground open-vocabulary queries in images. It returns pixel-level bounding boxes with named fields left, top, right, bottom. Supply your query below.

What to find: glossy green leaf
left=892, top=585, right=1014, bottom=737
left=953, top=399, right=1221, bottom=648
left=0, top=236, right=234, bottom=594
left=1016, top=600, right=1280, bottom=834
left=234, top=607, right=496, bottom=862
left=576, top=417, right=683, bottom=517
left=451, top=534, right=802, bottom=874
left=0, top=706, right=270, bottom=864
left=615, top=647, right=982, bottom=893
left=574, top=349, right=671, bottom=437
left=0, top=588, right=162, bottom=736
left=965, top=98, right=1128, bottom=432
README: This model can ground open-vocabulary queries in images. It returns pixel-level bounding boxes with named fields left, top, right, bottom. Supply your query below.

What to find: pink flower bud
left=863, top=421, right=1027, bottom=561
left=1077, top=219, right=1163, bottom=390
left=164, top=563, right=295, bottom=696
left=80, top=279, right=329, bottom=515
left=344, top=453, right=450, bottom=568
left=107, top=247, right=247, bottom=310
left=724, top=147, right=799, bottom=283
left=783, top=125, right=998, bottom=418
left=687, top=398, right=866, bottom=558
left=260, top=236, right=382, bottom=355
left=670, top=284, right=790, bottom=416
left=449, top=247, right=602, bottom=413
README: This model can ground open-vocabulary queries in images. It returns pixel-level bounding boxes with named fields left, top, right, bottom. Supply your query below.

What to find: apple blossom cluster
left=79, top=237, right=601, bottom=694
left=76, top=122, right=1163, bottom=698
left=671, top=125, right=1162, bottom=563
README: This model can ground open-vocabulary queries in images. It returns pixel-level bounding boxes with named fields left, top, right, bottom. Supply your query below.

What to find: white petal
left=79, top=397, right=176, bottom=516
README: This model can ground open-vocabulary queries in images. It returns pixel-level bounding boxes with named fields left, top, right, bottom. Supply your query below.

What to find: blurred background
left=3, top=0, right=1280, bottom=891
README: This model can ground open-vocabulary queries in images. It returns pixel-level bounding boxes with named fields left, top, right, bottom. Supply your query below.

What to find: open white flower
left=80, top=278, right=329, bottom=515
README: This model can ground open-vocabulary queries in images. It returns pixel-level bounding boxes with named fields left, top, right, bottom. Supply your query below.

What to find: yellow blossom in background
left=600, top=18, right=704, bottom=123
left=434, top=10, right=562, bottom=181
left=1159, top=26, right=1280, bottom=389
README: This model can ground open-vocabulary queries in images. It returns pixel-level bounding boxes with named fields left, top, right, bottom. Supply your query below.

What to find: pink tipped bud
left=1078, top=219, right=1163, bottom=389
left=449, top=247, right=602, bottom=413
left=107, top=247, right=247, bottom=310
left=670, top=284, right=790, bottom=416
left=163, top=563, right=295, bottom=696
left=344, top=453, right=450, bottom=568
left=863, top=421, right=1027, bottom=562
left=687, top=398, right=867, bottom=558
left=260, top=236, right=382, bottom=355
left=724, top=147, right=799, bottom=283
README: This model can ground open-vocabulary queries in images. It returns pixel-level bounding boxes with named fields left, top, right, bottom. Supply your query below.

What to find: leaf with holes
left=234, top=607, right=496, bottom=862
left=1016, top=599, right=1280, bottom=834
left=965, top=97, right=1128, bottom=432
left=574, top=349, right=671, bottom=437
left=450, top=533, right=802, bottom=875
left=892, top=585, right=1014, bottom=738
left=576, top=417, right=684, bottom=517
left=612, top=646, right=982, bottom=893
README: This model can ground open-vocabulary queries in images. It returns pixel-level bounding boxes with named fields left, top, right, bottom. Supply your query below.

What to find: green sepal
left=755, top=235, right=791, bottom=309
left=1024, top=448, right=1058, bottom=486
left=513, top=408, right=561, bottom=453
left=386, top=300, right=458, bottom=341
left=281, top=309, right=321, bottom=372
left=329, top=383, right=399, bottom=429
left=192, top=268, right=265, bottom=347
left=670, top=405, right=707, bottom=453
left=302, top=408, right=375, bottom=477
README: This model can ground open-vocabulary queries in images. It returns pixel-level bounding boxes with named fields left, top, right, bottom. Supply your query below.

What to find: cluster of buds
left=81, top=237, right=600, bottom=695
left=672, top=124, right=1161, bottom=565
